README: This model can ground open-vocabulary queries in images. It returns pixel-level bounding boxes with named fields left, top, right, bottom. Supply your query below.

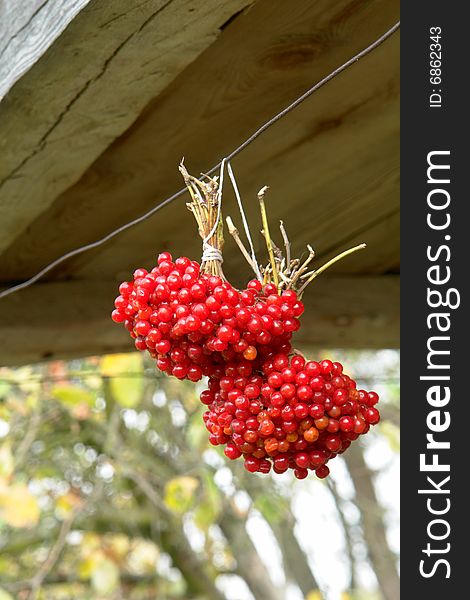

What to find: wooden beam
left=0, top=0, right=399, bottom=286
left=0, top=0, right=253, bottom=254
left=0, top=276, right=399, bottom=366
left=0, top=1, right=91, bottom=100
left=297, top=275, right=399, bottom=349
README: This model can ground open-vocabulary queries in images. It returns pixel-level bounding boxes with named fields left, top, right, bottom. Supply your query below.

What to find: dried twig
left=257, top=186, right=279, bottom=289
left=298, top=243, right=366, bottom=295
left=226, top=217, right=259, bottom=275
left=279, top=221, right=291, bottom=275
left=15, top=407, right=41, bottom=470
left=180, top=162, right=225, bottom=278
left=286, top=245, right=316, bottom=289
left=27, top=512, right=78, bottom=600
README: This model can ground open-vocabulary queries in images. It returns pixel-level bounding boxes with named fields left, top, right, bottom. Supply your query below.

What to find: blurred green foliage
left=0, top=350, right=399, bottom=600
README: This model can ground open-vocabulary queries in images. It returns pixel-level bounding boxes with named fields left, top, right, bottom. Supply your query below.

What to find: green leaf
left=109, top=377, right=143, bottom=408
left=194, top=499, right=218, bottom=531
left=164, top=476, right=198, bottom=514
left=0, top=381, right=11, bottom=400
left=101, top=354, right=143, bottom=407
left=254, top=493, right=286, bottom=524
left=194, top=472, right=221, bottom=531
left=51, top=385, right=94, bottom=407
left=187, top=411, right=208, bottom=450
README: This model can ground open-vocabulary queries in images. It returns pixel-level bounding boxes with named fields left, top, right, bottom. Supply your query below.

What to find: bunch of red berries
left=111, top=165, right=380, bottom=479
left=112, top=253, right=301, bottom=382
left=201, top=353, right=379, bottom=479
left=112, top=254, right=380, bottom=479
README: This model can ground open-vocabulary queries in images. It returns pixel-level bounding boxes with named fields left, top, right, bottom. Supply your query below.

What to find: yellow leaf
left=306, top=592, right=323, bottom=600
left=55, top=492, right=83, bottom=519
left=91, top=558, right=120, bottom=595
left=81, top=532, right=101, bottom=553
left=0, top=589, right=14, bottom=600
left=0, top=443, right=13, bottom=479
left=110, top=377, right=143, bottom=408
left=164, top=476, right=199, bottom=514
left=78, top=556, right=97, bottom=580
left=0, top=483, right=40, bottom=528
left=101, top=353, right=142, bottom=377
left=101, top=354, right=143, bottom=407
left=107, top=533, right=130, bottom=559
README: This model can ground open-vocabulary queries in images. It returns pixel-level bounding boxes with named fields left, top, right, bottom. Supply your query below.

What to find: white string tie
left=201, top=242, right=224, bottom=263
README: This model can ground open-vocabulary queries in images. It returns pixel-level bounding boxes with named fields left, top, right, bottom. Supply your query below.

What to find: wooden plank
left=0, top=0, right=399, bottom=286
left=315, top=210, right=400, bottom=275
left=0, top=0, right=253, bottom=254
left=0, top=0, right=91, bottom=99
left=296, top=275, right=399, bottom=349
left=0, top=276, right=399, bottom=366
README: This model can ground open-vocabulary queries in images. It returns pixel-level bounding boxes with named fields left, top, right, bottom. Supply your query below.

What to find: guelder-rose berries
left=112, top=255, right=380, bottom=479
left=112, top=257, right=299, bottom=382
left=201, top=353, right=380, bottom=479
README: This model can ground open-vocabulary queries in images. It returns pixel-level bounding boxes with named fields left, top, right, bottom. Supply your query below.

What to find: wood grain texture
left=0, top=0, right=400, bottom=361
left=0, top=0, right=253, bottom=253
left=0, top=0, right=399, bottom=285
left=0, top=276, right=399, bottom=366
left=0, top=0, right=91, bottom=99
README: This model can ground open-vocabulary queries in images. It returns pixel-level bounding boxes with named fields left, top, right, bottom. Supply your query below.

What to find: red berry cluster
left=112, top=253, right=301, bottom=381
left=202, top=354, right=379, bottom=479
left=112, top=254, right=380, bottom=479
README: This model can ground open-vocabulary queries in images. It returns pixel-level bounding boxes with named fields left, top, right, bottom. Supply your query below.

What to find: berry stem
left=298, top=243, right=366, bottom=295
left=226, top=216, right=262, bottom=279
left=286, top=245, right=315, bottom=290
left=257, top=186, right=279, bottom=290
left=279, top=221, right=291, bottom=275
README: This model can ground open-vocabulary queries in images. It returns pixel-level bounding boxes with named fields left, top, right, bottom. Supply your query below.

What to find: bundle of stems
left=180, top=162, right=225, bottom=279
left=226, top=185, right=365, bottom=298
left=180, top=163, right=365, bottom=297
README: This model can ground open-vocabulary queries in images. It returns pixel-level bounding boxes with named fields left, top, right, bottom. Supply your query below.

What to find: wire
left=0, top=21, right=400, bottom=300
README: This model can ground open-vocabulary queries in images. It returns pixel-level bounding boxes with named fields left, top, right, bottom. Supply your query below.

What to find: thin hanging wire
left=0, top=21, right=400, bottom=301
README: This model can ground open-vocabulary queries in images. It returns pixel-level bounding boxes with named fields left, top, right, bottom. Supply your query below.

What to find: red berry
left=364, top=406, right=380, bottom=424
left=315, top=465, right=330, bottom=479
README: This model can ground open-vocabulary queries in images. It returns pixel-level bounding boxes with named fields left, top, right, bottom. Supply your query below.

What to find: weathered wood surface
left=0, top=0, right=253, bottom=254
left=0, top=0, right=400, bottom=363
left=0, top=0, right=91, bottom=99
left=0, top=276, right=399, bottom=366
left=0, top=0, right=399, bottom=281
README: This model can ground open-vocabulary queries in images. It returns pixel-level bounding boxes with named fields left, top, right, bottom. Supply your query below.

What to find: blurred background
left=0, top=349, right=399, bottom=600
left=0, top=1, right=399, bottom=598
